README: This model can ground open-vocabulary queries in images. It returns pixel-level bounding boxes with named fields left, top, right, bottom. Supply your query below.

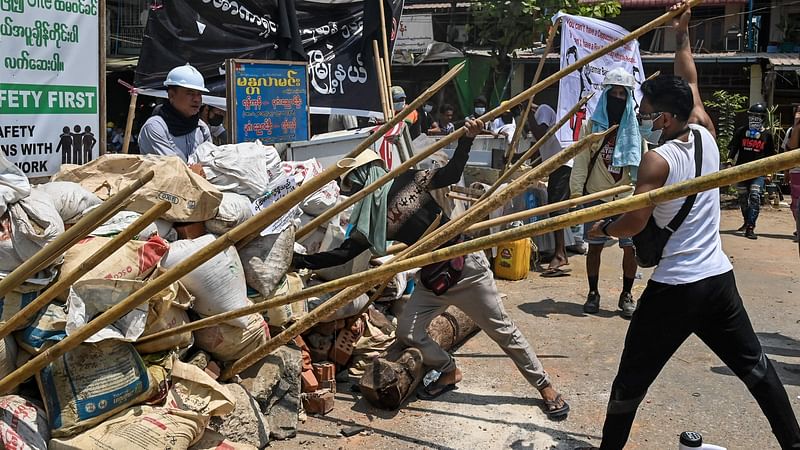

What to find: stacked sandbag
left=205, top=192, right=254, bottom=235
left=89, top=209, right=177, bottom=241
left=0, top=189, right=64, bottom=273
left=32, top=181, right=101, bottom=224
left=189, top=140, right=279, bottom=201
left=0, top=395, right=50, bottom=450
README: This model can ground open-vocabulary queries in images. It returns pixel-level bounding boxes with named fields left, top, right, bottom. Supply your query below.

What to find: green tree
left=469, top=0, right=621, bottom=104
left=703, top=90, right=747, bottom=160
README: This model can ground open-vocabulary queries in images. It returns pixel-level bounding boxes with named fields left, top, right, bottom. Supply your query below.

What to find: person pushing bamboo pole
left=296, top=0, right=700, bottom=239
left=0, top=170, right=155, bottom=299
left=218, top=147, right=800, bottom=381
left=484, top=95, right=593, bottom=200
left=502, top=18, right=561, bottom=172
left=0, top=202, right=171, bottom=340
left=0, top=71, right=447, bottom=394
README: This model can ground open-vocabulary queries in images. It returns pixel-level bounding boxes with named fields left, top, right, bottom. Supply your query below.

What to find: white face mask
left=639, top=119, right=663, bottom=145
left=474, top=107, right=486, bottom=116
left=423, top=105, right=433, bottom=113
left=393, top=101, right=405, bottom=111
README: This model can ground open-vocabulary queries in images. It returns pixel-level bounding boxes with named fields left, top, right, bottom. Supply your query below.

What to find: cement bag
left=15, top=302, right=67, bottom=355
left=261, top=272, right=304, bottom=327
left=282, top=158, right=340, bottom=217
left=205, top=192, right=254, bottom=235
left=32, top=181, right=102, bottom=224
left=57, top=234, right=169, bottom=301
left=161, top=234, right=250, bottom=328
left=189, top=141, right=278, bottom=200
left=0, top=395, right=50, bottom=450
left=136, top=279, right=195, bottom=355
left=52, top=154, right=223, bottom=222
left=1, top=189, right=64, bottom=272
left=90, top=210, right=177, bottom=241
left=48, top=406, right=206, bottom=450
left=0, top=150, right=30, bottom=216
left=165, top=360, right=235, bottom=418
left=37, top=339, right=162, bottom=437
left=240, top=225, right=294, bottom=298
left=307, top=279, right=370, bottom=322
left=0, top=283, right=43, bottom=332
left=194, top=313, right=268, bottom=362
left=65, top=279, right=149, bottom=343
left=189, top=429, right=259, bottom=450
left=0, top=335, right=17, bottom=379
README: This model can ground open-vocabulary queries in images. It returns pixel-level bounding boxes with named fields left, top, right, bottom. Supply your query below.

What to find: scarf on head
left=592, top=86, right=643, bottom=181
left=348, top=164, right=393, bottom=255
left=156, top=101, right=201, bottom=137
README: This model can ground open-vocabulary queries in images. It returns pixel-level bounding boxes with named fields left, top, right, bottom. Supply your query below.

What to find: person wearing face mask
left=138, top=64, right=212, bottom=162
left=419, top=100, right=437, bottom=135
left=292, top=119, right=571, bottom=420
left=727, top=103, right=777, bottom=240
left=466, top=95, right=494, bottom=135
left=569, top=67, right=646, bottom=318
left=199, top=104, right=227, bottom=145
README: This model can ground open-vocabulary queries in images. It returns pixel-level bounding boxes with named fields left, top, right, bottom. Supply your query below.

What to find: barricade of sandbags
left=32, top=181, right=101, bottom=224
left=0, top=189, right=64, bottom=272
left=193, top=313, right=269, bottom=362
left=240, top=226, right=295, bottom=299
left=0, top=151, right=31, bottom=216
left=0, top=395, right=50, bottom=450
left=189, top=140, right=281, bottom=201
left=205, top=192, right=254, bottom=235
left=90, top=210, right=177, bottom=241
left=52, top=154, right=223, bottom=222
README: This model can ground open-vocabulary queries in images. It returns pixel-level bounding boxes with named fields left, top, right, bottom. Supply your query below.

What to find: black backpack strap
left=665, top=129, right=703, bottom=232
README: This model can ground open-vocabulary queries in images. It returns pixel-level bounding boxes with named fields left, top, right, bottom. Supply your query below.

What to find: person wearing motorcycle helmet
left=569, top=67, right=647, bottom=318
left=138, top=64, right=212, bottom=162
left=727, top=102, right=777, bottom=239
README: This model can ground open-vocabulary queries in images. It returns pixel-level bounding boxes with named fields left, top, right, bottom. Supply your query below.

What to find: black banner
left=135, top=0, right=403, bottom=117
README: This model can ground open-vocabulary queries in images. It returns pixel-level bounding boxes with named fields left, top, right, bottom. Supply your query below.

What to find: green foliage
left=703, top=90, right=747, bottom=160
left=766, top=105, right=786, bottom=149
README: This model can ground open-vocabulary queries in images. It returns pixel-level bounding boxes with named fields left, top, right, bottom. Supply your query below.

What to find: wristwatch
left=601, top=220, right=614, bottom=237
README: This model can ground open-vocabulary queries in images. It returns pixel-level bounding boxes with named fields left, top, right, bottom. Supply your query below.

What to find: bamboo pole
left=0, top=202, right=170, bottom=340
left=503, top=19, right=561, bottom=172
left=372, top=41, right=391, bottom=120
left=122, top=92, right=137, bottom=154
left=0, top=171, right=154, bottom=299
left=221, top=128, right=611, bottom=380
left=138, top=131, right=607, bottom=348
left=447, top=192, right=478, bottom=202
left=380, top=56, right=394, bottom=120
left=483, top=95, right=592, bottom=200
left=219, top=147, right=800, bottom=381
left=297, top=0, right=695, bottom=239
left=378, top=0, right=393, bottom=87
left=295, top=62, right=466, bottom=239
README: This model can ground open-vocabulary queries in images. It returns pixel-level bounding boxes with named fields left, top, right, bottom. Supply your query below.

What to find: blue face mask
left=639, top=119, right=663, bottom=145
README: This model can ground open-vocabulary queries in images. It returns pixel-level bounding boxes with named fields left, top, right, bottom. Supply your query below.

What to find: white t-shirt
left=534, top=105, right=573, bottom=168
left=650, top=124, right=732, bottom=284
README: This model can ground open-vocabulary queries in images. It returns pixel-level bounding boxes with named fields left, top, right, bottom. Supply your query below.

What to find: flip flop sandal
left=540, top=268, right=571, bottom=278
left=417, top=380, right=458, bottom=400
left=543, top=394, right=570, bottom=420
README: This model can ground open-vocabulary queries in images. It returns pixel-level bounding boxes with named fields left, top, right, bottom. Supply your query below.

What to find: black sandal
left=417, top=379, right=458, bottom=400
left=543, top=393, right=570, bottom=420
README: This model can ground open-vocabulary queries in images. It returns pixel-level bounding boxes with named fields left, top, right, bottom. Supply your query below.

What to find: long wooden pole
left=221, top=128, right=611, bottom=380
left=0, top=67, right=470, bottom=398
left=378, top=0, right=393, bottom=87
left=0, top=202, right=170, bottom=340
left=0, top=171, right=154, bottom=299
left=503, top=19, right=561, bottom=172
left=380, top=56, right=394, bottom=120
left=372, top=41, right=391, bottom=120
left=138, top=131, right=607, bottom=347
left=484, top=95, right=592, bottom=200
left=297, top=0, right=701, bottom=239
left=122, top=92, right=137, bottom=154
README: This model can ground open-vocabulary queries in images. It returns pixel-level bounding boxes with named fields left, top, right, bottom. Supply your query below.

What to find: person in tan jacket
left=569, top=68, right=647, bottom=318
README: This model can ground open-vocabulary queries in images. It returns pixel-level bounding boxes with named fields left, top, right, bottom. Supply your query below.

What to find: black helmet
left=748, top=103, right=767, bottom=116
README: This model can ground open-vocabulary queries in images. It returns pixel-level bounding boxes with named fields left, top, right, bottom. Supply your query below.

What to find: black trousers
left=600, top=270, right=800, bottom=450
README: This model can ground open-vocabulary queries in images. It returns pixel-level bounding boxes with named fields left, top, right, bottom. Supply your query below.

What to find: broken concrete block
left=239, top=345, right=301, bottom=440
left=208, top=383, right=269, bottom=449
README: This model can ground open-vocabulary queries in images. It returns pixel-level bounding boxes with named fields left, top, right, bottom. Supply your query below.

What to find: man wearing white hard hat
left=569, top=67, right=647, bottom=318
left=138, top=64, right=212, bottom=162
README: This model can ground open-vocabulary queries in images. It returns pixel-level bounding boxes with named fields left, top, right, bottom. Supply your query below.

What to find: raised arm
left=671, top=2, right=716, bottom=137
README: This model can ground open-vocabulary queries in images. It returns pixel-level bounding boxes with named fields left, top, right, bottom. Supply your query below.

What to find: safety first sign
left=0, top=0, right=100, bottom=177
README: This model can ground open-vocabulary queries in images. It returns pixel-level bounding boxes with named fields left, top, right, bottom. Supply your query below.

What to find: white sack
left=0, top=151, right=30, bottom=217
left=0, top=190, right=64, bottom=272
left=189, top=140, right=280, bottom=200
left=205, top=192, right=254, bottom=235
left=32, top=181, right=101, bottom=224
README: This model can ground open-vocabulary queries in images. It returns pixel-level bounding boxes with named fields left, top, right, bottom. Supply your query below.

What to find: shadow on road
left=720, top=229, right=796, bottom=241
left=519, top=298, right=620, bottom=319
left=710, top=332, right=800, bottom=385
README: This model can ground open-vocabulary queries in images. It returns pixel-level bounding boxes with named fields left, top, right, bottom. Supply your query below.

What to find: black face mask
left=606, top=96, right=626, bottom=125
left=207, top=114, right=224, bottom=127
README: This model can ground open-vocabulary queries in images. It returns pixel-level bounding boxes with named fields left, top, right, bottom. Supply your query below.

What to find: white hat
left=340, top=149, right=386, bottom=181
left=164, top=64, right=209, bottom=93
left=602, top=68, right=635, bottom=89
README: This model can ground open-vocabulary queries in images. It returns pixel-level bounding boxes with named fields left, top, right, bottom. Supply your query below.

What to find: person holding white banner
left=569, top=68, right=646, bottom=318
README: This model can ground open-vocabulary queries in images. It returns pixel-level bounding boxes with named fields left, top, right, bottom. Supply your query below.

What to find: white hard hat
left=602, top=68, right=635, bottom=89
left=163, top=64, right=209, bottom=92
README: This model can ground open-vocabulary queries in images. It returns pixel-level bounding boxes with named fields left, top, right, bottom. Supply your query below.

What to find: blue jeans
left=583, top=200, right=634, bottom=247
left=736, top=177, right=764, bottom=228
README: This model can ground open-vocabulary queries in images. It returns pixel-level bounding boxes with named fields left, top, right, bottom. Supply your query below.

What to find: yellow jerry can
left=493, top=238, right=531, bottom=281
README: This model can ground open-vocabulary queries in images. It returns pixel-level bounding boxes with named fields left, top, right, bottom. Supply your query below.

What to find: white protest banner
left=553, top=13, right=645, bottom=146
left=0, top=0, right=100, bottom=177
left=253, top=173, right=301, bottom=236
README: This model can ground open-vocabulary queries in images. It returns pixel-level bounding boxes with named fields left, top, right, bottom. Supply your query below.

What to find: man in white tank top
left=586, top=4, right=800, bottom=449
